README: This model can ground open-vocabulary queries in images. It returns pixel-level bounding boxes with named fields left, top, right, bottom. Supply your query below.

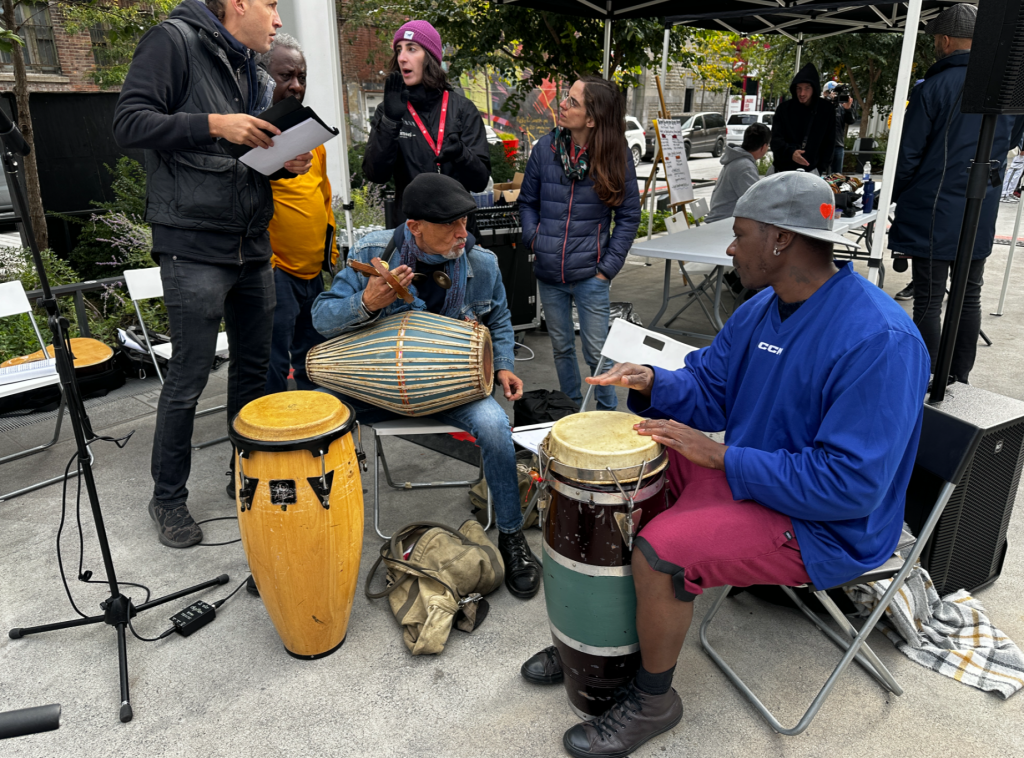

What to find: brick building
left=0, top=1, right=107, bottom=94
left=336, top=3, right=393, bottom=143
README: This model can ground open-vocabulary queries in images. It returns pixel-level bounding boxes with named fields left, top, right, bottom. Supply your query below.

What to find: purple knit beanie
left=393, top=20, right=443, bottom=64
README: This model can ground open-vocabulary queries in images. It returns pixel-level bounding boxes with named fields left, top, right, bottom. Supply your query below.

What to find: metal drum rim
left=542, top=539, right=633, bottom=576
left=550, top=622, right=640, bottom=656
left=545, top=447, right=668, bottom=484
left=548, top=474, right=665, bottom=506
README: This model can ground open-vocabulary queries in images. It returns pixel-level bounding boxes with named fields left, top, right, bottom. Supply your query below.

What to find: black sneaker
left=521, top=645, right=563, bottom=684
left=498, top=529, right=541, bottom=599
left=562, top=682, right=683, bottom=758
left=148, top=499, right=202, bottom=548
left=894, top=283, right=914, bottom=301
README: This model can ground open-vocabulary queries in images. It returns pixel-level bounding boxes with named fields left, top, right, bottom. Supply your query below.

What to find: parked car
left=625, top=116, right=646, bottom=166
left=679, top=112, right=728, bottom=158
left=725, top=111, right=774, bottom=146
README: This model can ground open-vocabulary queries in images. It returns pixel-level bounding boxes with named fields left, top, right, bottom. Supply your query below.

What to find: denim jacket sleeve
left=311, top=234, right=391, bottom=338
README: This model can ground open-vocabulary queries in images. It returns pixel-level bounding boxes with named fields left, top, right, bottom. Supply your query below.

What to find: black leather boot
left=498, top=529, right=541, bottom=599
left=521, top=646, right=563, bottom=684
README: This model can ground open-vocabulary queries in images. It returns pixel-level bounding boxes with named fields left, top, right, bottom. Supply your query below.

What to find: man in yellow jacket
left=262, top=33, right=339, bottom=393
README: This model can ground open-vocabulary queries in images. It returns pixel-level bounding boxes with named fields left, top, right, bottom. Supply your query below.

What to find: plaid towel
left=844, top=565, right=1024, bottom=699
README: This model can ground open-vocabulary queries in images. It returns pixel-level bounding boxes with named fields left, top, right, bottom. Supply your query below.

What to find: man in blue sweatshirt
left=545, top=172, right=930, bottom=758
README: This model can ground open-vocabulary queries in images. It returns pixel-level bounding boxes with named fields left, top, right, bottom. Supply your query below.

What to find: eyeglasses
left=560, top=94, right=582, bottom=110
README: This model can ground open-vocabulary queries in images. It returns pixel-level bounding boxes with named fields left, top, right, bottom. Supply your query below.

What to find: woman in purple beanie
left=362, top=20, right=491, bottom=222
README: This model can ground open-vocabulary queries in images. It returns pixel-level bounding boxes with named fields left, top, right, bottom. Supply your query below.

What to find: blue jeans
left=321, top=390, right=524, bottom=534
left=831, top=146, right=846, bottom=174
left=538, top=276, right=617, bottom=411
left=153, top=256, right=275, bottom=505
left=266, top=267, right=326, bottom=394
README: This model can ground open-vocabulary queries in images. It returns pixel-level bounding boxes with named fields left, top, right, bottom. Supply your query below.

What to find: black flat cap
left=402, top=173, right=478, bottom=224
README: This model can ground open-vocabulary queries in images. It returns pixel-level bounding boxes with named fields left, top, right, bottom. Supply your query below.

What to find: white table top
left=629, top=205, right=889, bottom=265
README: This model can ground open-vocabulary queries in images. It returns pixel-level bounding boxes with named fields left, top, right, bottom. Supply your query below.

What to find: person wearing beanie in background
left=769, top=63, right=835, bottom=175
left=362, top=20, right=491, bottom=224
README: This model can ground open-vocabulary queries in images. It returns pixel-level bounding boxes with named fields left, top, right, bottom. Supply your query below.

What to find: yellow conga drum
left=229, top=391, right=364, bottom=659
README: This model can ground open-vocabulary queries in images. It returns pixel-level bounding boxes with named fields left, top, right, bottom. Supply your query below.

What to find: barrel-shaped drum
left=541, top=412, right=670, bottom=719
left=306, top=311, right=493, bottom=417
left=229, top=391, right=364, bottom=659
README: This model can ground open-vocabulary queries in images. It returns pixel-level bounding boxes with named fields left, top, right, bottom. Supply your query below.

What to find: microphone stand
left=1, top=113, right=229, bottom=723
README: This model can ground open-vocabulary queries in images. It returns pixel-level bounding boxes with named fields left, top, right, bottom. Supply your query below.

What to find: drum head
left=547, top=411, right=661, bottom=473
left=233, top=391, right=351, bottom=442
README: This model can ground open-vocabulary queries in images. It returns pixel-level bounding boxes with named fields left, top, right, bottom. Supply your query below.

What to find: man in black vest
left=114, top=0, right=313, bottom=548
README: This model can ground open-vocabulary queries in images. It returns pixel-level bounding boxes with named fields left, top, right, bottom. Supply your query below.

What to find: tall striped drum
left=229, top=391, right=364, bottom=659
left=306, top=311, right=493, bottom=417
left=541, top=412, right=670, bottom=719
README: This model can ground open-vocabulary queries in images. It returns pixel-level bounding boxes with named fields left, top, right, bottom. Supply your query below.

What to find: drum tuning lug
left=238, top=476, right=258, bottom=512
left=307, top=469, right=335, bottom=510
left=355, top=422, right=368, bottom=472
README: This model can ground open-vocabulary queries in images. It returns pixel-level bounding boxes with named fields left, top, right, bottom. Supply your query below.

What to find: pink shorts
left=635, top=449, right=811, bottom=601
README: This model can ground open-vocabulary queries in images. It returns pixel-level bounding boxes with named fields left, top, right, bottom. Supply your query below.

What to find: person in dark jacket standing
left=519, top=77, right=641, bottom=411
left=113, top=0, right=313, bottom=549
left=362, top=20, right=490, bottom=223
left=887, top=3, right=1016, bottom=384
left=770, top=63, right=834, bottom=174
left=823, top=82, right=855, bottom=174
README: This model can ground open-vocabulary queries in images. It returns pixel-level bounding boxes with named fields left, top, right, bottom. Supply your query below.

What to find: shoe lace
left=591, top=685, right=644, bottom=740
left=504, top=533, right=530, bottom=563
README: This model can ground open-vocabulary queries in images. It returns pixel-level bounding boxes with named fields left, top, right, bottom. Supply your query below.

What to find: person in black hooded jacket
left=769, top=63, right=835, bottom=174
left=362, top=20, right=490, bottom=224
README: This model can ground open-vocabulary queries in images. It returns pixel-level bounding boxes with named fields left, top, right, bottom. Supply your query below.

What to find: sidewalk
left=1, top=206, right=1022, bottom=757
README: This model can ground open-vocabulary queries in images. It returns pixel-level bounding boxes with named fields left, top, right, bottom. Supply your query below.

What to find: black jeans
left=265, top=267, right=326, bottom=394
left=911, top=256, right=986, bottom=384
left=152, top=256, right=275, bottom=505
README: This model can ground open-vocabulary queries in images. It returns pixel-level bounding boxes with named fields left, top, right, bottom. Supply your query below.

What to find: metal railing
left=24, top=275, right=126, bottom=340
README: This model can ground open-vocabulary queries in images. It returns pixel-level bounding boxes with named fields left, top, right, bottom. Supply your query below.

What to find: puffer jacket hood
left=720, top=144, right=754, bottom=166
left=790, top=63, right=822, bottom=102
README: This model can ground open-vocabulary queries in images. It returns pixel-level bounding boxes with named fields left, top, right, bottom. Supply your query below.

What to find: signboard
left=654, top=118, right=694, bottom=206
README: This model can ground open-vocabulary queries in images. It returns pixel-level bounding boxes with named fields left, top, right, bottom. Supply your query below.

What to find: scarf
left=395, top=225, right=469, bottom=320
left=554, top=127, right=589, bottom=182
left=196, top=0, right=261, bottom=115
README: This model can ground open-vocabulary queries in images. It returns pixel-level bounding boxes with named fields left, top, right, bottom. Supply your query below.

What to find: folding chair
left=580, top=317, right=698, bottom=411
left=371, top=417, right=492, bottom=539
left=122, top=267, right=229, bottom=450
left=0, top=281, right=84, bottom=502
left=698, top=428, right=961, bottom=735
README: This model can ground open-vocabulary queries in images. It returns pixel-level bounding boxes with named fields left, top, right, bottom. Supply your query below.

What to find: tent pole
left=660, top=26, right=670, bottom=84
left=992, top=189, right=1024, bottom=316
left=794, top=32, right=803, bottom=73
left=603, top=9, right=612, bottom=79
left=866, top=0, right=923, bottom=286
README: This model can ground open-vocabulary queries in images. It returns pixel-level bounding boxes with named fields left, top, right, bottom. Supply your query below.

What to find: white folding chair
left=580, top=318, right=698, bottom=411
left=123, top=267, right=229, bottom=450
left=371, top=417, right=492, bottom=540
left=0, top=281, right=84, bottom=502
left=698, top=429, right=960, bottom=735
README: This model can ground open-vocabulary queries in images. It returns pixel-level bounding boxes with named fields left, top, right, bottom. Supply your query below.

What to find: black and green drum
left=540, top=411, right=671, bottom=719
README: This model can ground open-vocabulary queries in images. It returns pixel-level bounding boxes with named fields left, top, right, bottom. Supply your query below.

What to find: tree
left=748, top=32, right=933, bottom=136
left=342, top=0, right=693, bottom=115
left=0, top=2, right=172, bottom=252
left=690, top=30, right=740, bottom=112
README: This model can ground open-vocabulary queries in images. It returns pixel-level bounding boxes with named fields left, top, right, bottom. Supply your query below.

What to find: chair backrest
left=123, top=267, right=164, bottom=302
left=601, top=318, right=697, bottom=371
left=0, top=280, right=32, bottom=319
left=690, top=197, right=710, bottom=220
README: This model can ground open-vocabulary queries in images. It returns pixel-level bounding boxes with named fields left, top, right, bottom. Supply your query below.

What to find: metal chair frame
left=123, top=267, right=228, bottom=450
left=371, top=417, right=492, bottom=540
left=0, top=281, right=86, bottom=502
left=699, top=478, right=957, bottom=735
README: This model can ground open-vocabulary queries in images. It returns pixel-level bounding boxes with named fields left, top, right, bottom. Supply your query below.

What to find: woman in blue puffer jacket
left=519, top=76, right=641, bottom=411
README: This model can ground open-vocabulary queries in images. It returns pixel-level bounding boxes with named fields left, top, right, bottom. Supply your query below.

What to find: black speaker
left=962, top=0, right=1024, bottom=115
left=904, top=383, right=1024, bottom=596
left=475, top=205, right=540, bottom=330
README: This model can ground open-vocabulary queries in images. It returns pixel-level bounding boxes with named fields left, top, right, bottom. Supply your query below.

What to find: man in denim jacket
left=312, top=173, right=540, bottom=599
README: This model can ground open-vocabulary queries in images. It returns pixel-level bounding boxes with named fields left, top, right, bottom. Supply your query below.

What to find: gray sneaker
left=148, top=499, right=203, bottom=548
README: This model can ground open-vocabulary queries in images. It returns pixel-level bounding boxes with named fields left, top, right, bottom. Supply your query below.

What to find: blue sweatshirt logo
left=758, top=341, right=784, bottom=355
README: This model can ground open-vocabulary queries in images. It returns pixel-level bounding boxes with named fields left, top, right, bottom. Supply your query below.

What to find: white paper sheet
left=510, top=422, right=554, bottom=455
left=0, top=357, right=57, bottom=386
left=239, top=118, right=338, bottom=176
left=654, top=118, right=695, bottom=205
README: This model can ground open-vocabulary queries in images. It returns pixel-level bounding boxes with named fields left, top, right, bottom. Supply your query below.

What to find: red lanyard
left=407, top=91, right=449, bottom=160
